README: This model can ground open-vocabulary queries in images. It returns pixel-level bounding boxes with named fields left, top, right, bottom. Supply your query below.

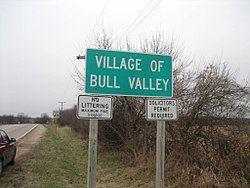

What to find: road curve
left=0, top=124, right=38, bottom=140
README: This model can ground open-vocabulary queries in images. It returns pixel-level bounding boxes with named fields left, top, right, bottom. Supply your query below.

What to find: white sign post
left=156, top=120, right=165, bottom=188
left=87, top=119, right=98, bottom=188
left=77, top=95, right=113, bottom=188
left=146, top=98, right=178, bottom=188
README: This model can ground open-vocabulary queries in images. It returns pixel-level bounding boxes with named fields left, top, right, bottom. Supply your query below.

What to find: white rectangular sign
left=77, top=95, right=113, bottom=120
left=53, top=110, right=60, bottom=117
left=146, top=98, right=178, bottom=121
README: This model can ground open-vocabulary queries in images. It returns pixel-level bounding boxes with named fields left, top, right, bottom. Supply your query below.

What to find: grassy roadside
left=0, top=125, right=153, bottom=188
left=1, top=125, right=88, bottom=187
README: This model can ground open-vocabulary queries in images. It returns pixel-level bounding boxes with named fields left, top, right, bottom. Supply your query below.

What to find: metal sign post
left=146, top=98, right=178, bottom=188
left=156, top=120, right=165, bottom=188
left=77, top=95, right=113, bottom=188
left=87, top=119, right=98, bottom=188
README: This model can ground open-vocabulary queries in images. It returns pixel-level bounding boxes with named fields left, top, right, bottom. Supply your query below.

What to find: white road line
left=16, top=124, right=38, bottom=140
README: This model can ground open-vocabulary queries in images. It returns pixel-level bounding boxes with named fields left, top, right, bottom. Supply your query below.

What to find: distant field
left=0, top=125, right=154, bottom=187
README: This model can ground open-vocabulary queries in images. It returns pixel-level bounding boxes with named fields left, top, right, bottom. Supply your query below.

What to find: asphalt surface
left=0, top=124, right=38, bottom=140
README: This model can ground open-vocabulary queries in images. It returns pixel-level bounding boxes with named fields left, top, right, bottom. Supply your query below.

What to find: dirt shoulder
left=15, top=124, right=47, bottom=160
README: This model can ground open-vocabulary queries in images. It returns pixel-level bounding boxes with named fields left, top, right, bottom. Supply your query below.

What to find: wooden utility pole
left=57, top=102, right=66, bottom=133
left=58, top=101, right=66, bottom=111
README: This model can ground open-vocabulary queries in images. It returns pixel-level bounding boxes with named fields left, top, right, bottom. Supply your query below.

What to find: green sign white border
left=84, top=48, right=173, bottom=98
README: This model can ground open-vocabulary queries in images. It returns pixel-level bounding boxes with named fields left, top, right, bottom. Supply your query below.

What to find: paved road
left=0, top=124, right=38, bottom=140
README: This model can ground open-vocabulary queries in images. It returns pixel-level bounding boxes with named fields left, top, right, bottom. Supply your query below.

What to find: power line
left=120, top=0, right=154, bottom=39
left=89, top=0, right=109, bottom=39
left=126, top=0, right=162, bottom=37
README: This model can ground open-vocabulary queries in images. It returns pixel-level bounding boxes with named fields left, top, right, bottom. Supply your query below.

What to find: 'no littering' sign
left=77, top=95, right=113, bottom=120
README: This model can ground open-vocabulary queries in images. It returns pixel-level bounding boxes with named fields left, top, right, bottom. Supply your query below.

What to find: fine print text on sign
left=146, top=98, right=178, bottom=121
left=85, top=49, right=172, bottom=97
left=77, top=95, right=113, bottom=120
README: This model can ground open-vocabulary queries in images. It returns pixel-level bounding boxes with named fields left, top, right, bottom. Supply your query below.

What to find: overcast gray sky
left=0, top=0, right=249, bottom=117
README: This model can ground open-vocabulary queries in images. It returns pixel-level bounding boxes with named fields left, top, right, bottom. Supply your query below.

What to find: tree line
left=0, top=113, right=51, bottom=124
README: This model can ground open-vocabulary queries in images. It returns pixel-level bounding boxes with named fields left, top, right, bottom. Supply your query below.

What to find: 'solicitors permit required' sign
left=77, top=95, right=113, bottom=120
left=146, top=98, right=178, bottom=121
left=85, top=49, right=172, bottom=97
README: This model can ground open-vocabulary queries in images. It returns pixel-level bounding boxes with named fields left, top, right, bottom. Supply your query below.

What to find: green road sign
left=85, top=49, right=172, bottom=97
